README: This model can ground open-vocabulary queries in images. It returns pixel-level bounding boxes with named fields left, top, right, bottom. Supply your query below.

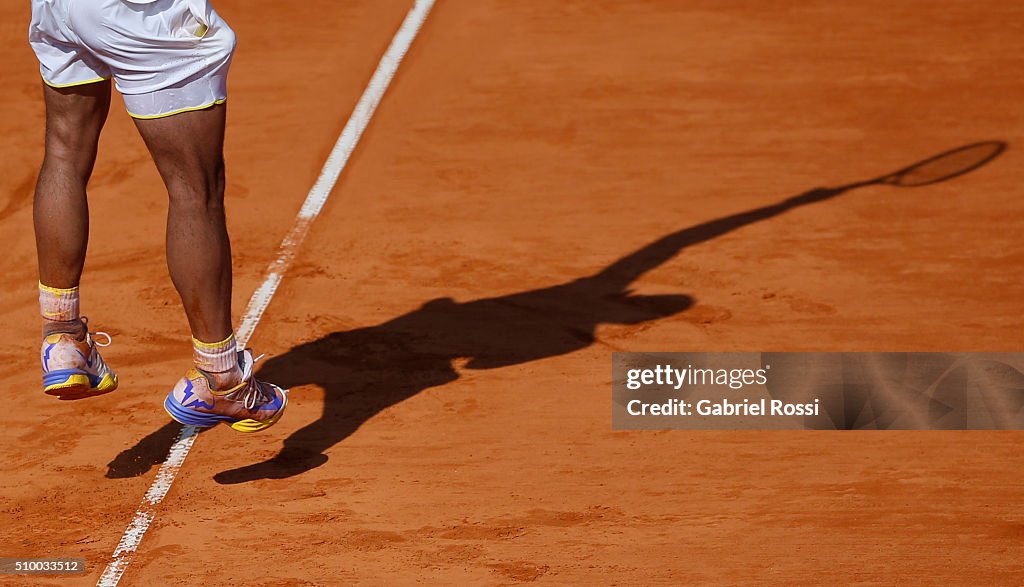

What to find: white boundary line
left=97, top=2, right=435, bottom=584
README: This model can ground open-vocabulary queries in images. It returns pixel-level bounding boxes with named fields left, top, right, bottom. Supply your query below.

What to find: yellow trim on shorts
left=128, top=98, right=227, bottom=120
left=39, top=281, right=79, bottom=295
left=192, top=333, right=236, bottom=349
left=41, top=75, right=110, bottom=89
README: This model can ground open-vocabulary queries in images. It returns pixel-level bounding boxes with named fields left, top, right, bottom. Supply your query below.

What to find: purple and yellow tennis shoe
left=164, top=349, right=288, bottom=433
left=40, top=320, right=118, bottom=398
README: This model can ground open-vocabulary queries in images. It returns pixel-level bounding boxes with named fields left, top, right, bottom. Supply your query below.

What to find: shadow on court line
left=105, top=141, right=1007, bottom=483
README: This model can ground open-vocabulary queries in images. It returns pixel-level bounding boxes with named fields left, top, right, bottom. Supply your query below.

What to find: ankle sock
left=39, top=282, right=86, bottom=340
left=193, top=333, right=242, bottom=389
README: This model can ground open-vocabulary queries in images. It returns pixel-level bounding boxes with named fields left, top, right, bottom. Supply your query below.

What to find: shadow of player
left=209, top=188, right=886, bottom=483
left=104, top=142, right=1006, bottom=483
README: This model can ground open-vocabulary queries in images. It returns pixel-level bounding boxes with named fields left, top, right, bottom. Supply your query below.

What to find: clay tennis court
left=2, top=0, right=1023, bottom=584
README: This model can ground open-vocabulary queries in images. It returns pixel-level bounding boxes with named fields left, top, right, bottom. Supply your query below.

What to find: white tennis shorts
left=29, top=0, right=236, bottom=119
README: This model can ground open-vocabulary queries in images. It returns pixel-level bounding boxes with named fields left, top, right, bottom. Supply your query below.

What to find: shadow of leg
left=106, top=421, right=185, bottom=479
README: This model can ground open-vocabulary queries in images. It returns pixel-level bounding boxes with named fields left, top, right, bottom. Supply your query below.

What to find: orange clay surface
left=2, top=1, right=1023, bottom=585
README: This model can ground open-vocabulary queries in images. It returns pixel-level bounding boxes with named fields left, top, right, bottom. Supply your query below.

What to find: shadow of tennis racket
left=598, top=140, right=1010, bottom=293
left=781, top=140, right=1008, bottom=209
left=853, top=140, right=1007, bottom=189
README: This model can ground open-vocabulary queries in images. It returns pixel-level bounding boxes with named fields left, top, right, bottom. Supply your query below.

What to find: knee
left=43, top=132, right=99, bottom=180
left=166, top=160, right=226, bottom=210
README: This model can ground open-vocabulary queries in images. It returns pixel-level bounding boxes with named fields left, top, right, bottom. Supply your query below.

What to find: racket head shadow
left=880, top=141, right=1007, bottom=187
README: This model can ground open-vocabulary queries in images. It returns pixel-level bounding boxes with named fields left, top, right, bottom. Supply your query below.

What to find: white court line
left=96, top=1, right=436, bottom=584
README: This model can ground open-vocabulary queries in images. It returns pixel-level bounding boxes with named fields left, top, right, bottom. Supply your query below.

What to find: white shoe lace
left=88, top=331, right=113, bottom=375
left=79, top=317, right=112, bottom=348
left=92, top=331, right=112, bottom=347
left=74, top=317, right=113, bottom=375
left=230, top=353, right=278, bottom=410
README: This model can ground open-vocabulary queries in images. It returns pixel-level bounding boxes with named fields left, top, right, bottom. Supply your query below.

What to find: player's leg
left=132, top=104, right=234, bottom=357
left=133, top=103, right=286, bottom=433
left=34, top=80, right=110, bottom=339
left=33, top=80, right=119, bottom=397
left=29, top=0, right=121, bottom=398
